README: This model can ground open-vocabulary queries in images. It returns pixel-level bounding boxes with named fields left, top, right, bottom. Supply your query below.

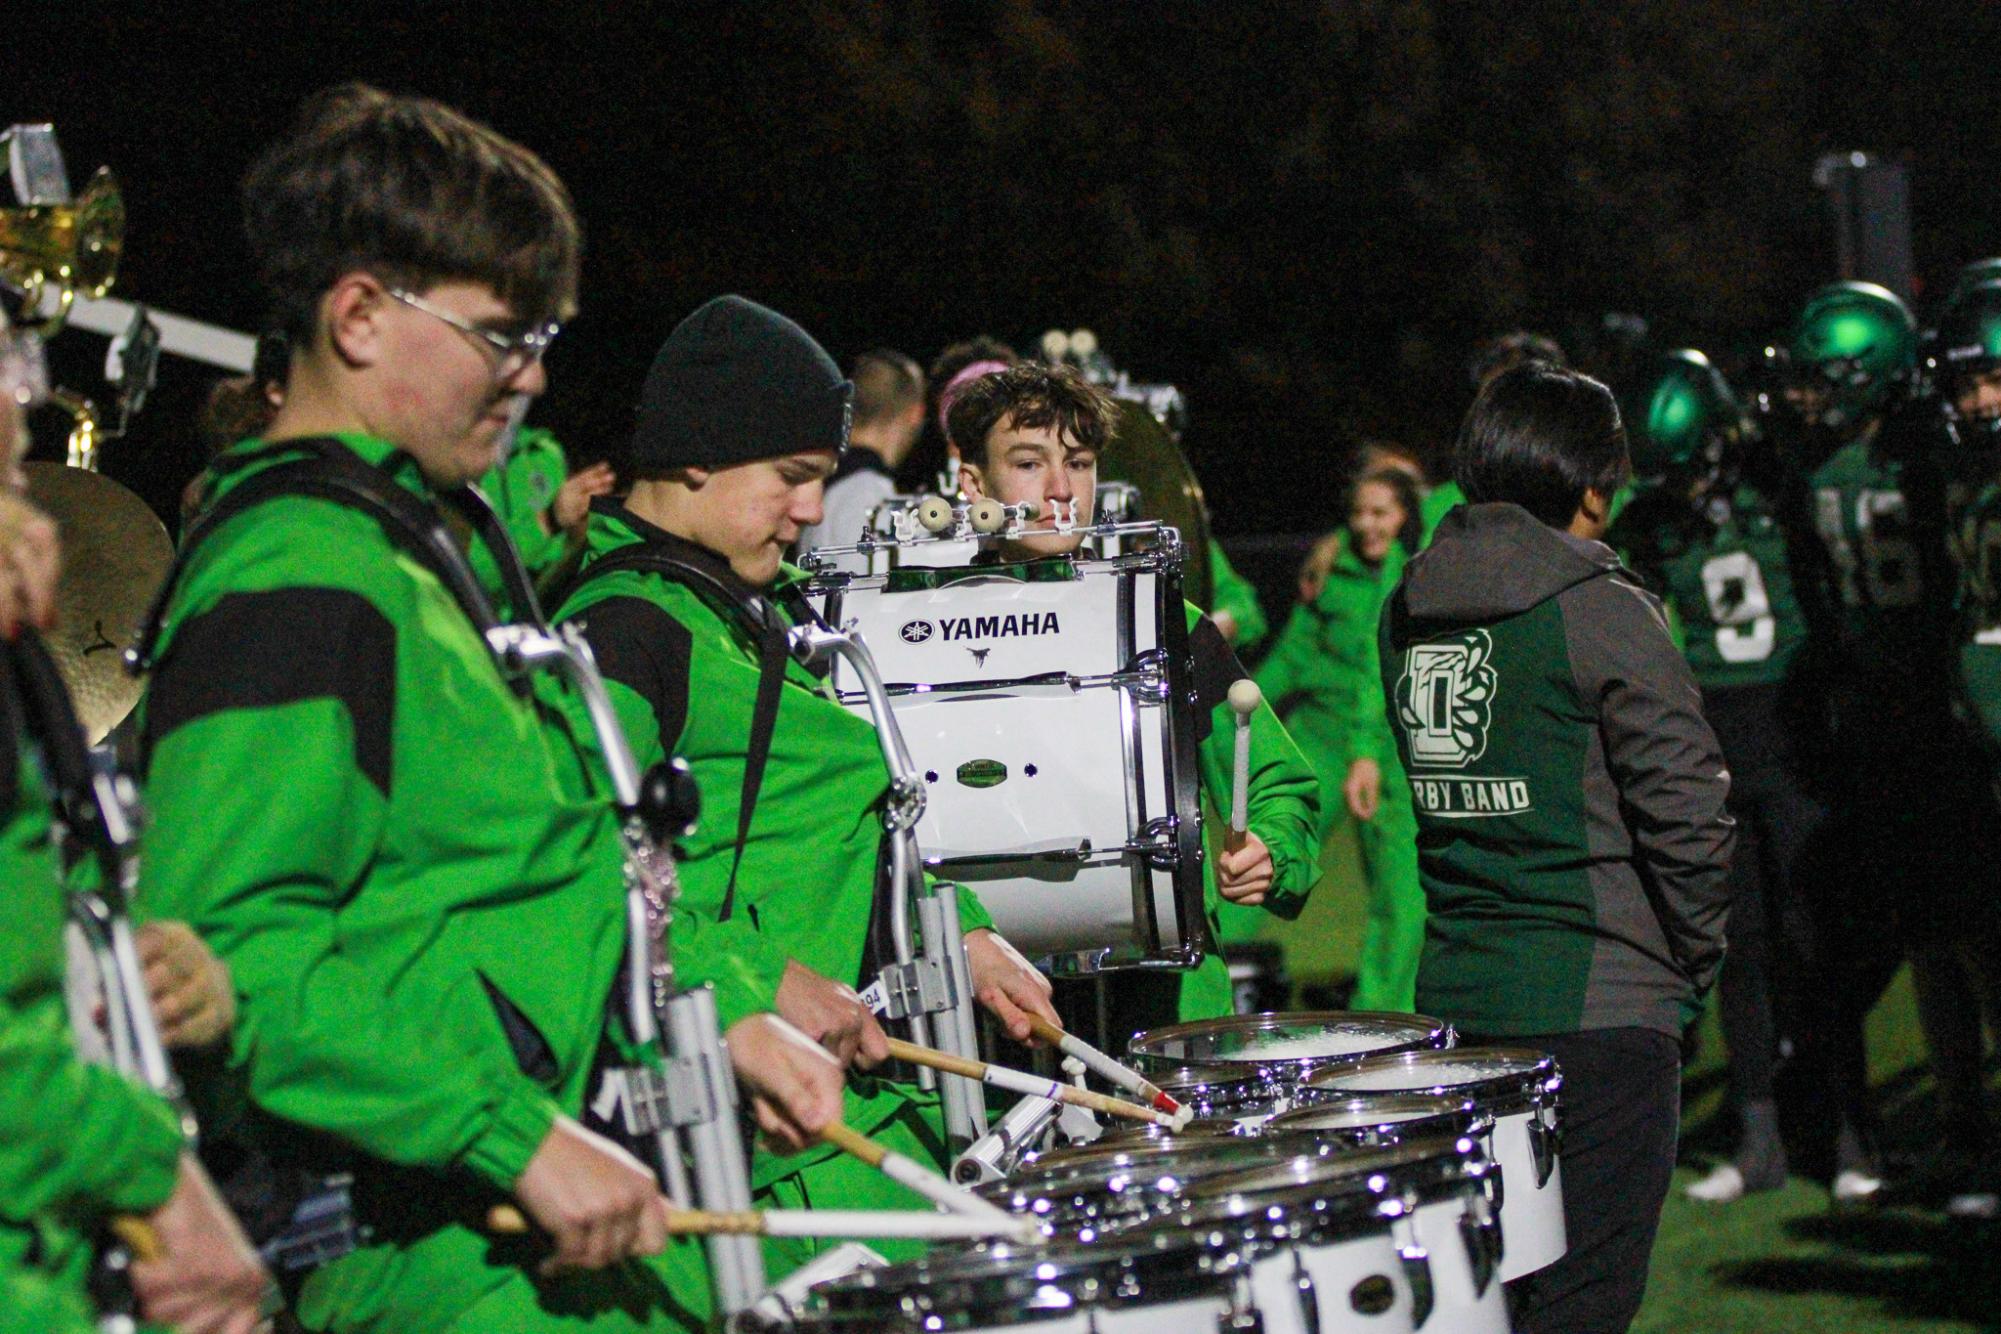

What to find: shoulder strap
left=564, top=544, right=794, bottom=922
left=132, top=439, right=518, bottom=674
left=7, top=630, right=101, bottom=842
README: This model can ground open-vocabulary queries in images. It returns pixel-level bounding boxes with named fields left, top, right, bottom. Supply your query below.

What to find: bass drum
left=811, top=544, right=1206, bottom=973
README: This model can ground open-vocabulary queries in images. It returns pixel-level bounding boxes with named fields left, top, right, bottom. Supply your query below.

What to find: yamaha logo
left=900, top=620, right=935, bottom=643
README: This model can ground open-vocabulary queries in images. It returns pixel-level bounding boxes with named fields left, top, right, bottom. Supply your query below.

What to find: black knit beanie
left=630, top=295, right=852, bottom=471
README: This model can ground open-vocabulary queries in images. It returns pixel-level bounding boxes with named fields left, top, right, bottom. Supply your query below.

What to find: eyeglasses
left=387, top=287, right=561, bottom=381
left=0, top=330, right=48, bottom=410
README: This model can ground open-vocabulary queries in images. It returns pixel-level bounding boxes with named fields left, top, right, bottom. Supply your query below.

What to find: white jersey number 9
left=1700, top=550, right=1776, bottom=663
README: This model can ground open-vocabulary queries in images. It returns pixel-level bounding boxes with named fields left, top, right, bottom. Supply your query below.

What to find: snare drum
left=1305, top=1047, right=1565, bottom=1282
left=802, top=1231, right=1250, bottom=1331
left=1127, top=1011, right=1454, bottom=1086
left=810, top=541, right=1206, bottom=971
left=1183, top=1139, right=1506, bottom=1333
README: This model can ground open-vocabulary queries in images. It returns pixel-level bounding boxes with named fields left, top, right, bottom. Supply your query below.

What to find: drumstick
left=817, top=1121, right=1017, bottom=1224
left=1226, top=679, right=1262, bottom=853
left=1022, top=1014, right=1192, bottom=1127
left=884, top=1037, right=1174, bottom=1126
left=483, top=1203, right=1031, bottom=1242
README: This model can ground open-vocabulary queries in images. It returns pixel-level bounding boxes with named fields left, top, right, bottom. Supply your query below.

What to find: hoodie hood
left=1399, top=502, right=1618, bottom=625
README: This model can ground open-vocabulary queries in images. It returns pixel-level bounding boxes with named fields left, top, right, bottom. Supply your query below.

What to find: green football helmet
left=1633, top=349, right=1742, bottom=480
left=1788, top=281, right=1917, bottom=430
left=1946, top=257, right=2001, bottom=308
left=1932, top=278, right=2001, bottom=443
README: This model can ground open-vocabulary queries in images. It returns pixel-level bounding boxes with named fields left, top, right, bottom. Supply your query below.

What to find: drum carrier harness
left=129, top=438, right=772, bottom=1310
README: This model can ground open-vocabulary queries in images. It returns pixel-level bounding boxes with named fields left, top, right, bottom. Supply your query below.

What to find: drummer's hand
left=1343, top=758, right=1383, bottom=823
left=550, top=461, right=617, bottom=535
left=728, top=1013, right=847, bottom=1153
left=129, top=1153, right=270, bottom=1334
left=0, top=489, right=58, bottom=638
left=776, top=959, right=890, bottom=1070
left=138, top=922, right=236, bottom=1051
left=964, top=928, right=1058, bottom=1043
left=513, top=1115, right=671, bottom=1274
left=1217, top=833, right=1275, bottom=906
left=1297, top=531, right=1340, bottom=604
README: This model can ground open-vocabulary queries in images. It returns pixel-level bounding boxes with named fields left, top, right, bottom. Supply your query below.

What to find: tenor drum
left=801, top=1231, right=1250, bottom=1331
left=1305, top=1047, right=1565, bottom=1282
left=1181, top=1139, right=1506, bottom=1333
left=1262, top=1092, right=1490, bottom=1152
left=811, top=543, right=1205, bottom=971
left=1127, top=1011, right=1454, bottom=1086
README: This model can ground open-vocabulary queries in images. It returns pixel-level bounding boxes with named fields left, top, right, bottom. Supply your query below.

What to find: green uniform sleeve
left=1207, top=542, right=1269, bottom=650
left=1253, top=600, right=1323, bottom=714
left=479, top=428, right=571, bottom=579
left=1347, top=601, right=1399, bottom=769
left=947, top=879, right=995, bottom=935
left=1190, top=609, right=1323, bottom=919
left=143, top=607, right=559, bottom=1192
left=0, top=801, right=183, bottom=1220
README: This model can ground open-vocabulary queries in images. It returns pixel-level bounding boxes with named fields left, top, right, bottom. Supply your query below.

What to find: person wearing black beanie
left=552, top=297, right=1060, bottom=1278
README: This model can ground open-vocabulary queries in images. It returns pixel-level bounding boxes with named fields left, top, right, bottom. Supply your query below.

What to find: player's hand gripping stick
left=1022, top=1014, right=1193, bottom=1129
left=885, top=1037, right=1177, bottom=1128
left=1226, top=678, right=1261, bottom=853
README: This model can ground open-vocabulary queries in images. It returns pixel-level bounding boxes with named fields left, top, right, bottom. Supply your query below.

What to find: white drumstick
left=1226, top=679, right=1261, bottom=852
left=1024, top=1015, right=1194, bottom=1128
left=820, top=1122, right=1016, bottom=1225
left=487, top=1203, right=1033, bottom=1243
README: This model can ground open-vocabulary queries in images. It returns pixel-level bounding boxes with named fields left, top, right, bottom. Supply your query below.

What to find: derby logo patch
left=956, top=759, right=1008, bottom=789
left=1396, top=630, right=1497, bottom=769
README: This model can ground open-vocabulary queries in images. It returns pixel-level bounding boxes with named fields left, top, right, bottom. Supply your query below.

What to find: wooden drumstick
left=483, top=1202, right=1028, bottom=1242
left=1226, top=679, right=1262, bottom=853
left=1022, top=1014, right=1191, bottom=1126
left=884, top=1037, right=1174, bottom=1127
left=817, top=1120, right=1015, bottom=1223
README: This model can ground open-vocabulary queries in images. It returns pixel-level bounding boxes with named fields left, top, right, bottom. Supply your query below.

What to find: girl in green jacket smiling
left=1258, top=467, right=1426, bottom=1010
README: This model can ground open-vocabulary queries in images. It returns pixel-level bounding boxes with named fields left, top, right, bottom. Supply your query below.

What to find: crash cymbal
left=1100, top=399, right=1214, bottom=609
left=23, top=461, right=171, bottom=744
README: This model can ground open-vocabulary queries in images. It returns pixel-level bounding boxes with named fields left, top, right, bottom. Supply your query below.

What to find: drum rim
left=1301, top=1045, right=1561, bottom=1110
left=998, top=1129, right=1306, bottom=1191
left=808, top=1228, right=1246, bottom=1325
left=1262, top=1091, right=1485, bottom=1135
left=1126, top=1010, right=1452, bottom=1075
left=1179, top=1135, right=1489, bottom=1209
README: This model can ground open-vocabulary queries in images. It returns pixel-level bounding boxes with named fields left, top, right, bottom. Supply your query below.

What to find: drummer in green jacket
left=137, top=87, right=841, bottom=1333
left=0, top=312, right=265, bottom=1334
left=554, top=295, right=1062, bottom=1272
left=951, top=362, right=1324, bottom=1024
left=1257, top=467, right=1427, bottom=1011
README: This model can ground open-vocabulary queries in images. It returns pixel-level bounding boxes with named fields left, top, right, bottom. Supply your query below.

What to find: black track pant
left=1470, top=1027, right=1681, bottom=1334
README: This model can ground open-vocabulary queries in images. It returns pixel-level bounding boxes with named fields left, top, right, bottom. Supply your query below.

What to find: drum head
left=1303, top=1046, right=1560, bottom=1109
left=1127, top=1010, right=1452, bottom=1080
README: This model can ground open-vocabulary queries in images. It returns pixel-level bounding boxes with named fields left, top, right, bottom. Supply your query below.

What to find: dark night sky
left=13, top=2, right=2001, bottom=595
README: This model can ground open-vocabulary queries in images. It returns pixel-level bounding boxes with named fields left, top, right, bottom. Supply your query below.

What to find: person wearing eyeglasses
left=135, top=85, right=843, bottom=1333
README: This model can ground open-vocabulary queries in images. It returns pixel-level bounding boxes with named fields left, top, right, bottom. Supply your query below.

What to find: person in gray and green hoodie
left=554, top=295, right=1063, bottom=1276
left=1382, top=363, right=1734, bottom=1334
left=1257, top=466, right=1425, bottom=1011
left=950, top=362, right=1323, bottom=1031
left=138, top=86, right=842, bottom=1333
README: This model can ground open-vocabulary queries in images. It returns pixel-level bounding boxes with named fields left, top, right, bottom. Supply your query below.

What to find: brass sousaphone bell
left=0, top=124, right=124, bottom=336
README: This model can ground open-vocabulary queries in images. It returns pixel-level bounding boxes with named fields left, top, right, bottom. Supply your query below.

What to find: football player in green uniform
left=1610, top=350, right=1829, bottom=1203
left=1791, top=280, right=2000, bottom=1203
left=951, top=363, right=1323, bottom=1030
left=1258, top=467, right=1425, bottom=1010
left=1916, top=278, right=2001, bottom=1214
